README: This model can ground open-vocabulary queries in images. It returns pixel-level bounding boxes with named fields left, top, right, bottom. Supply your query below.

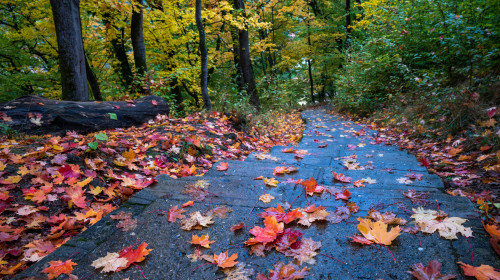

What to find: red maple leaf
left=334, top=189, right=351, bottom=200
left=117, top=242, right=152, bottom=271
left=58, top=165, right=81, bottom=179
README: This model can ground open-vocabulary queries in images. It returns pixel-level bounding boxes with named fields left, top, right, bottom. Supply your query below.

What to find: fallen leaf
left=181, top=211, right=214, bottom=230
left=259, top=194, right=275, bottom=203
left=357, top=217, right=401, bottom=245
left=264, top=178, right=279, bottom=187
left=457, top=262, right=500, bottom=280
left=407, top=260, right=456, bottom=280
left=167, top=205, right=186, bottom=222
left=213, top=252, right=238, bottom=268
left=217, top=162, right=229, bottom=171
left=42, top=259, right=77, bottom=279
left=182, top=200, right=194, bottom=208
left=230, top=222, right=245, bottom=232
left=190, top=234, right=215, bottom=248
left=91, top=252, right=128, bottom=273
left=256, top=262, right=309, bottom=280
left=332, top=172, right=352, bottom=183
left=411, top=208, right=472, bottom=239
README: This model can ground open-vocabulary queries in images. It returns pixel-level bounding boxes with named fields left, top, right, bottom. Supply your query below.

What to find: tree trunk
left=85, top=56, right=103, bottom=101
left=307, top=59, right=314, bottom=103
left=307, top=21, right=314, bottom=103
left=131, top=0, right=148, bottom=75
left=106, top=21, right=134, bottom=88
left=234, top=0, right=260, bottom=111
left=229, top=26, right=244, bottom=93
left=196, top=0, right=212, bottom=111
left=345, top=0, right=352, bottom=48
left=50, top=0, right=89, bottom=101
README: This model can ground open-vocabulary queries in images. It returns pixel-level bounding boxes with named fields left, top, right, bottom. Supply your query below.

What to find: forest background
left=0, top=0, right=499, bottom=137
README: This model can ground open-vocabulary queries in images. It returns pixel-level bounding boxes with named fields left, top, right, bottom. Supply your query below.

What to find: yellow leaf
left=357, top=217, right=400, bottom=245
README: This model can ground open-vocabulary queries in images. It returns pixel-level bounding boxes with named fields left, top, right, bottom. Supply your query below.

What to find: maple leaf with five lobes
left=116, top=242, right=152, bottom=271
left=407, top=260, right=456, bottom=280
left=42, top=259, right=77, bottom=279
left=213, top=252, right=238, bottom=268
left=190, top=234, right=215, bottom=248
left=259, top=194, right=275, bottom=203
left=411, top=207, right=472, bottom=240
left=245, top=215, right=284, bottom=245
left=283, top=238, right=322, bottom=265
left=264, top=177, right=279, bottom=187
left=181, top=211, right=214, bottom=230
left=92, top=252, right=128, bottom=273
left=457, top=262, right=500, bottom=280
left=356, top=217, right=401, bottom=245
left=167, top=205, right=186, bottom=222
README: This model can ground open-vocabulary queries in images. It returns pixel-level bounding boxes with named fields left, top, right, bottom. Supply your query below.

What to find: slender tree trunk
left=208, top=21, right=224, bottom=85
left=229, top=26, right=244, bottom=93
left=196, top=0, right=212, bottom=111
left=307, top=59, right=314, bottom=103
left=131, top=0, right=147, bottom=75
left=107, top=23, right=134, bottom=88
left=85, top=56, right=103, bottom=101
left=345, top=0, right=352, bottom=48
left=50, top=0, right=89, bottom=101
left=307, top=21, right=314, bottom=103
left=234, top=0, right=260, bottom=111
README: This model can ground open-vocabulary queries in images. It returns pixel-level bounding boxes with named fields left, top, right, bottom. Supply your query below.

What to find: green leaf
left=108, top=113, right=117, bottom=120
left=94, top=133, right=108, bottom=141
left=88, top=142, right=99, bottom=150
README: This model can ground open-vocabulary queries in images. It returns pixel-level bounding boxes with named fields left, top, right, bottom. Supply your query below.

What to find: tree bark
left=195, top=0, right=212, bottom=111
left=50, top=0, right=89, bottom=101
left=85, top=55, right=103, bottom=101
left=345, top=0, right=352, bottom=48
left=131, top=0, right=148, bottom=75
left=307, top=21, right=314, bottom=103
left=234, top=0, right=260, bottom=111
left=229, top=26, right=244, bottom=93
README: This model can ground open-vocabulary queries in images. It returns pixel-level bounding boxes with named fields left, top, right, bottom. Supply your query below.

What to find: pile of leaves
left=0, top=110, right=305, bottom=275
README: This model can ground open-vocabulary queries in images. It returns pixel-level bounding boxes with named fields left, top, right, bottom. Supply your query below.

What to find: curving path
left=17, top=108, right=499, bottom=279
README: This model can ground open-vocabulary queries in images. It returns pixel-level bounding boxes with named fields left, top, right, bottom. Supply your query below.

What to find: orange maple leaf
left=458, top=262, right=500, bottom=280
left=41, top=259, right=77, bottom=279
left=357, top=217, right=401, bottom=245
left=190, top=234, right=215, bottom=248
left=213, top=252, right=238, bottom=268
left=217, top=162, right=229, bottom=171
left=246, top=216, right=284, bottom=245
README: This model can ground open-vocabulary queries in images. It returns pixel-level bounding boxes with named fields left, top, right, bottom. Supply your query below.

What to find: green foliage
left=108, top=113, right=118, bottom=120
left=88, top=142, right=99, bottom=150
left=334, top=0, right=500, bottom=126
left=94, top=133, right=108, bottom=142
left=0, top=123, right=16, bottom=138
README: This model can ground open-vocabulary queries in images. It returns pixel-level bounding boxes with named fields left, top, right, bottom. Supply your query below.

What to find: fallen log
left=0, top=95, right=169, bottom=136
